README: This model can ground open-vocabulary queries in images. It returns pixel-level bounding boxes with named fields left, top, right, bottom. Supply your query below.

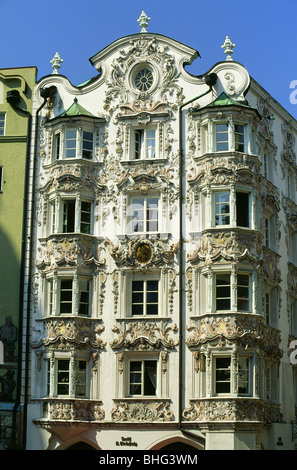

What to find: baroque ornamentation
left=111, top=399, right=174, bottom=422
left=31, top=318, right=106, bottom=350
left=104, top=236, right=179, bottom=270
left=45, top=399, right=105, bottom=421
left=186, top=314, right=283, bottom=362
left=182, top=398, right=283, bottom=424
left=188, top=230, right=261, bottom=265
left=110, top=321, right=178, bottom=351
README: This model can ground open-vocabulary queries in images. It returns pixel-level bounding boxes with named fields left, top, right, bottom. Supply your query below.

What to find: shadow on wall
left=0, top=224, right=21, bottom=403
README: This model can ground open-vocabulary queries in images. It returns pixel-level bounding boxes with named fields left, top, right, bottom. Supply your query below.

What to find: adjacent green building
left=0, top=66, right=37, bottom=449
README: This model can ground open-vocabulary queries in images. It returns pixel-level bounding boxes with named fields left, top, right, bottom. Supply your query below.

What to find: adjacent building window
left=0, top=113, right=5, bottom=135
left=131, top=197, right=158, bottom=233
left=131, top=279, right=159, bottom=316
left=134, top=128, right=156, bottom=159
left=129, top=360, right=157, bottom=396
left=54, top=128, right=94, bottom=160
left=0, top=166, right=3, bottom=192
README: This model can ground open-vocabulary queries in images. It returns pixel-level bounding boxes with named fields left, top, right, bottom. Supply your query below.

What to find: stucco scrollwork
left=31, top=319, right=106, bottom=350
left=111, top=399, right=174, bottom=422
left=110, top=321, right=178, bottom=351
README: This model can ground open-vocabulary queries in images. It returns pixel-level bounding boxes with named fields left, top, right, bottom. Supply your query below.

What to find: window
left=264, top=217, right=270, bottom=248
left=131, top=279, right=159, bottom=316
left=265, top=367, right=271, bottom=400
left=50, top=198, right=92, bottom=235
left=216, top=274, right=231, bottom=310
left=48, top=358, right=88, bottom=397
left=215, top=357, right=231, bottom=394
left=265, top=286, right=278, bottom=327
left=134, top=68, right=154, bottom=92
left=238, top=357, right=251, bottom=395
left=216, top=123, right=229, bottom=151
left=134, top=128, right=156, bottom=159
left=131, top=197, right=158, bottom=233
left=54, top=128, right=94, bottom=160
left=234, top=124, right=245, bottom=152
left=0, top=113, right=5, bottom=135
left=47, top=275, right=91, bottom=316
left=59, top=278, right=90, bottom=316
left=129, top=360, right=157, bottom=396
left=236, top=192, right=249, bottom=227
left=214, top=272, right=251, bottom=312
left=213, top=190, right=250, bottom=228
left=215, top=192, right=230, bottom=225
left=212, top=355, right=253, bottom=397
left=215, top=122, right=245, bottom=153
left=237, top=274, right=250, bottom=312
left=0, top=166, right=3, bottom=192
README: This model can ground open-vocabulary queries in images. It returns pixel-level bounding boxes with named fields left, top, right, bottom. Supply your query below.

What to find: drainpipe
left=177, top=73, right=217, bottom=444
left=20, top=85, right=57, bottom=449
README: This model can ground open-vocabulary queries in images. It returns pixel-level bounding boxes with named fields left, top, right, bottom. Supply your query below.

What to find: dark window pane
left=236, top=192, right=249, bottom=227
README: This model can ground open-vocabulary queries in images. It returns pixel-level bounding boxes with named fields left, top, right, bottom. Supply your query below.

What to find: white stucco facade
left=23, top=15, right=297, bottom=450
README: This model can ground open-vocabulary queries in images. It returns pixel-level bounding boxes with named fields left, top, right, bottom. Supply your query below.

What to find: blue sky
left=1, top=0, right=297, bottom=118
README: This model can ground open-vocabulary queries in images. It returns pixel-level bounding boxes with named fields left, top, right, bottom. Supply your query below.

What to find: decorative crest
left=50, top=52, right=63, bottom=74
left=221, top=36, right=236, bottom=61
left=137, top=10, right=151, bottom=33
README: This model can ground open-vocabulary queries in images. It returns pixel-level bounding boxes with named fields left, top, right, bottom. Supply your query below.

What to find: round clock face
left=136, top=243, right=152, bottom=263
left=134, top=68, right=154, bottom=92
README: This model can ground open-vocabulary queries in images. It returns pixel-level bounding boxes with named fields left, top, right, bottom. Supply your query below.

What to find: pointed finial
left=50, top=52, right=63, bottom=74
left=137, top=11, right=151, bottom=33
left=221, top=36, right=236, bottom=61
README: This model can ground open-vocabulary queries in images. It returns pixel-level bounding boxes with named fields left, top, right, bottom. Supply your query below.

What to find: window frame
left=212, top=353, right=254, bottom=397
left=53, top=126, right=95, bottom=161
left=129, top=195, right=159, bottom=235
left=134, top=127, right=156, bottom=160
left=128, top=359, right=158, bottom=397
left=214, top=271, right=251, bottom=313
left=46, top=273, right=92, bottom=317
left=131, top=278, right=159, bottom=317
left=214, top=121, right=246, bottom=153
left=211, top=189, right=251, bottom=229
left=47, top=357, right=89, bottom=398
left=49, top=195, right=93, bottom=236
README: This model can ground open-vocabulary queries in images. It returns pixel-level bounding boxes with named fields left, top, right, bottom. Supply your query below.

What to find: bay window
left=47, top=274, right=91, bottom=316
left=215, top=122, right=246, bottom=153
left=212, top=189, right=251, bottom=228
left=50, top=197, right=92, bottom=235
left=214, top=271, right=251, bottom=313
left=212, top=354, right=253, bottom=397
left=47, top=358, right=88, bottom=398
left=54, top=128, right=94, bottom=160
